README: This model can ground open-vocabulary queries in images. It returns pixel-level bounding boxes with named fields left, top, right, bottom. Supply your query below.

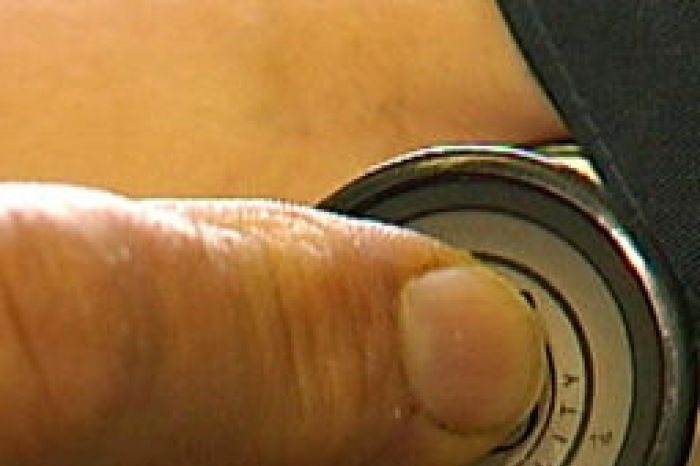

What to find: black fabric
left=496, top=1, right=700, bottom=327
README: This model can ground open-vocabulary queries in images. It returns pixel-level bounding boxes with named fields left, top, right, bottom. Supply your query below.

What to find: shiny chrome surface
left=320, top=145, right=696, bottom=466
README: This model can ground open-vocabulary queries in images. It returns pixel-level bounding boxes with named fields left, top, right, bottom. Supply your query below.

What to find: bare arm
left=0, top=0, right=566, bottom=200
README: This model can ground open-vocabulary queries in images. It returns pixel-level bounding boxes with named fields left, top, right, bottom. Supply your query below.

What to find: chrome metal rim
left=320, top=145, right=695, bottom=466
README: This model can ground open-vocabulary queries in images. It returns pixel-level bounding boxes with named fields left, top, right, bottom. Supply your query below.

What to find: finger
left=0, top=185, right=544, bottom=466
left=147, top=198, right=546, bottom=466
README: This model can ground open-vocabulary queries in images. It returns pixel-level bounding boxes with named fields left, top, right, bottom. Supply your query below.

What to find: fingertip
left=399, top=265, right=545, bottom=436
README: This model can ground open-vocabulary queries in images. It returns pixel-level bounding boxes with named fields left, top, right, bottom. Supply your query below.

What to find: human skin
left=0, top=0, right=566, bottom=201
left=0, top=187, right=545, bottom=466
left=0, top=1, right=563, bottom=465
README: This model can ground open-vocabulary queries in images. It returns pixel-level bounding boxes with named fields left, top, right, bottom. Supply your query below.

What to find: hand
left=0, top=184, right=544, bottom=466
left=0, top=2, right=556, bottom=464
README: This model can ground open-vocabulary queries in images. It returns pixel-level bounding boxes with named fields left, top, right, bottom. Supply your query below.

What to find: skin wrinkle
left=0, top=202, right=166, bottom=464
left=273, top=211, right=378, bottom=465
left=0, top=217, right=74, bottom=461
left=165, top=203, right=407, bottom=465
left=262, top=209, right=373, bottom=426
left=328, top=238, right=401, bottom=465
left=179, top=215, right=271, bottom=461
left=333, top=243, right=374, bottom=416
left=0, top=192, right=541, bottom=465
left=72, top=200, right=267, bottom=465
left=331, top=222, right=442, bottom=466
left=136, top=201, right=294, bottom=465
left=89, top=243, right=164, bottom=465
left=2, top=208, right=73, bottom=426
left=0, top=251, right=56, bottom=451
left=189, top=203, right=360, bottom=466
left=219, top=202, right=510, bottom=465
left=256, top=213, right=359, bottom=463
left=65, top=227, right=151, bottom=465
left=259, top=231, right=309, bottom=421
left=235, top=228, right=307, bottom=465
left=192, top=229, right=264, bottom=465
left=270, top=210, right=403, bottom=411
left=330, top=242, right=392, bottom=464
left=91, top=212, right=167, bottom=411
left=351, top=270, right=406, bottom=464
left=126, top=214, right=224, bottom=466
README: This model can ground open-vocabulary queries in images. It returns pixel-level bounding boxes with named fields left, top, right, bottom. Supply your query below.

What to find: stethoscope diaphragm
left=320, top=144, right=695, bottom=466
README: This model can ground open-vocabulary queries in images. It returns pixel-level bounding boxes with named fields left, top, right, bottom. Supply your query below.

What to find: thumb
left=0, top=185, right=544, bottom=466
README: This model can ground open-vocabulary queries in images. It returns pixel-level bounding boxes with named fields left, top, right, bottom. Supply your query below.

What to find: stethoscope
left=319, top=144, right=697, bottom=466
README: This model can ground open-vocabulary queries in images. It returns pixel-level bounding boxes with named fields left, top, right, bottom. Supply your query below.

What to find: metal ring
left=319, top=144, right=695, bottom=466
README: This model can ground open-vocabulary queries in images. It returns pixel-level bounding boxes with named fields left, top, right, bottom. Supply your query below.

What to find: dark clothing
left=496, top=1, right=700, bottom=323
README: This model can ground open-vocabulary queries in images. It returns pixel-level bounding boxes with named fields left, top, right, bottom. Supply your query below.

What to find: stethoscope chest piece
left=320, top=145, right=696, bottom=466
